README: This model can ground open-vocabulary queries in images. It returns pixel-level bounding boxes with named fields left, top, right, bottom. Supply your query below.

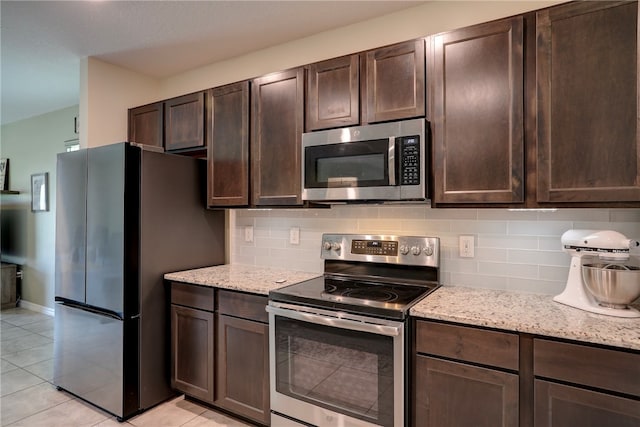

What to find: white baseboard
left=19, top=300, right=55, bottom=317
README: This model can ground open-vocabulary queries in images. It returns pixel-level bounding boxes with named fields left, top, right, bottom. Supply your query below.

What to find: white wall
left=231, top=207, right=640, bottom=295
left=82, top=1, right=562, bottom=139
left=1, top=105, right=79, bottom=310
left=81, top=57, right=161, bottom=148
left=160, top=1, right=560, bottom=99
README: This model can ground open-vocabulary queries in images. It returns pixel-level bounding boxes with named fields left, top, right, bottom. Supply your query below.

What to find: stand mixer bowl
left=582, top=263, right=640, bottom=309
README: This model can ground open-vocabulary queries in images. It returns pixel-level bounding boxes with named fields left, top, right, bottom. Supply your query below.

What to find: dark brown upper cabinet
left=165, top=92, right=206, bottom=152
left=306, top=54, right=360, bottom=131
left=363, top=39, right=426, bottom=124
left=251, top=68, right=305, bottom=206
left=127, top=102, right=163, bottom=148
left=206, top=82, right=250, bottom=207
left=432, top=16, right=525, bottom=205
left=536, top=1, right=640, bottom=204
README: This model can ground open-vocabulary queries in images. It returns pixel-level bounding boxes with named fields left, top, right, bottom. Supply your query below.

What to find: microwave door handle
left=388, top=137, right=396, bottom=186
left=266, top=305, right=401, bottom=337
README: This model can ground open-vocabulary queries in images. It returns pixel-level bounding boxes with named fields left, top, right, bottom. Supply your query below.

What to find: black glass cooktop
left=269, top=275, right=438, bottom=320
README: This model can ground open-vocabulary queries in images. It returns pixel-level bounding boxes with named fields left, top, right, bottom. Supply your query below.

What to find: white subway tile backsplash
left=452, top=220, right=507, bottom=234
left=507, top=221, right=572, bottom=236
left=425, top=208, right=477, bottom=220
left=378, top=205, right=427, bottom=219
left=610, top=209, right=640, bottom=223
left=539, top=265, right=569, bottom=282
left=478, top=262, right=538, bottom=279
left=477, top=209, right=537, bottom=221
left=357, top=218, right=402, bottom=233
left=508, top=249, right=569, bottom=267
left=538, top=236, right=563, bottom=251
left=479, top=235, right=538, bottom=250
left=228, top=208, right=640, bottom=295
left=443, top=258, right=479, bottom=274
left=507, top=277, right=564, bottom=295
left=449, top=273, right=507, bottom=290
left=474, top=247, right=508, bottom=262
left=540, top=208, right=610, bottom=222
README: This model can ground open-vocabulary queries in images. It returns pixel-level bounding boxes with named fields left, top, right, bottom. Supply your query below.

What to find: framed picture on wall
left=31, top=172, right=49, bottom=212
left=0, top=158, right=8, bottom=190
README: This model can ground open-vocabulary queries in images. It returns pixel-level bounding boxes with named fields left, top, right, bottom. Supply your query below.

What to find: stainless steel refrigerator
left=53, top=142, right=225, bottom=420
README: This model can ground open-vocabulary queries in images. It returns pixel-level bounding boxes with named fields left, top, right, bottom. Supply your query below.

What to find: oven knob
left=411, top=246, right=421, bottom=255
left=399, top=245, right=409, bottom=255
left=423, top=246, right=434, bottom=256
left=331, top=242, right=341, bottom=251
left=322, top=241, right=332, bottom=251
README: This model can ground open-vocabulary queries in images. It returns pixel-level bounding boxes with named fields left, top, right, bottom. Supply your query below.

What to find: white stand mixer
left=554, top=229, right=640, bottom=318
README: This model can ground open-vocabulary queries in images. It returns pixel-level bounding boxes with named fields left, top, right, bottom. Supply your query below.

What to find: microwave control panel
left=399, top=136, right=420, bottom=185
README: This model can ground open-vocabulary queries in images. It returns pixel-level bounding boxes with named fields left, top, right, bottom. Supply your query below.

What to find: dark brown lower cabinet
left=533, top=338, right=640, bottom=427
left=170, top=283, right=270, bottom=426
left=413, top=320, right=640, bottom=427
left=415, top=356, right=519, bottom=427
left=413, top=320, right=520, bottom=427
left=534, top=380, right=640, bottom=427
left=215, top=314, right=270, bottom=425
left=170, top=305, right=215, bottom=403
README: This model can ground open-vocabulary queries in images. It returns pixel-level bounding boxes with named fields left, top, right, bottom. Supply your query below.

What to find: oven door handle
left=266, top=305, right=401, bottom=337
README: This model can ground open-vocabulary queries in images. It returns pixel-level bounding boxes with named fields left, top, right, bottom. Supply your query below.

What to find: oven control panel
left=352, top=240, right=398, bottom=256
left=321, top=233, right=439, bottom=267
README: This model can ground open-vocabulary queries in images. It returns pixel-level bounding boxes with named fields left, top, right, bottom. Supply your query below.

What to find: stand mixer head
left=554, top=230, right=640, bottom=318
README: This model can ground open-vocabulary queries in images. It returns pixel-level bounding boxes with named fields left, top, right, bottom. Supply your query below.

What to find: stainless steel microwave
left=302, top=118, right=427, bottom=203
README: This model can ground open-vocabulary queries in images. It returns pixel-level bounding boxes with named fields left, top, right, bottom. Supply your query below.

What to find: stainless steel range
left=267, top=233, right=440, bottom=427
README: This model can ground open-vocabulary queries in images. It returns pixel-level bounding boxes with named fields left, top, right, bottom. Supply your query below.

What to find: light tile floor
left=1, top=307, right=253, bottom=427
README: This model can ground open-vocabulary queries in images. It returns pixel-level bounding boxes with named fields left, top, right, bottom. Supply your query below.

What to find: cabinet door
left=207, top=82, right=250, bottom=207
left=534, top=380, right=640, bottom=427
left=128, top=102, right=163, bottom=148
left=364, top=39, right=425, bottom=124
left=432, top=17, right=524, bottom=204
left=414, top=355, right=519, bottom=427
left=537, top=1, right=640, bottom=203
left=170, top=305, right=214, bottom=403
left=165, top=92, right=205, bottom=152
left=215, top=314, right=270, bottom=425
left=251, top=68, right=304, bottom=206
left=306, top=54, right=359, bottom=130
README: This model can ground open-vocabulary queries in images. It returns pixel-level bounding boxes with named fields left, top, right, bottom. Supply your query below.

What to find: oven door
left=267, top=302, right=404, bottom=427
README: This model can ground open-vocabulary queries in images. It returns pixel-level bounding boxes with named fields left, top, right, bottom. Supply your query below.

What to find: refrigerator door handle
left=55, top=299, right=124, bottom=321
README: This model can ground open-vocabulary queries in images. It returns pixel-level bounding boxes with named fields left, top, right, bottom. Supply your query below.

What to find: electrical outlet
left=289, top=227, right=300, bottom=245
left=244, top=226, right=254, bottom=242
left=459, top=235, right=474, bottom=258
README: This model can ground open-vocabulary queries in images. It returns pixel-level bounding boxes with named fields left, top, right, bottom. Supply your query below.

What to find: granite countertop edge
left=164, top=264, right=320, bottom=295
left=165, top=265, right=640, bottom=351
left=411, top=286, right=640, bottom=352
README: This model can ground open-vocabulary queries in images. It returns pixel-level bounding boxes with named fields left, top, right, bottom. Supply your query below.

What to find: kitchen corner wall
left=231, top=207, right=640, bottom=295
left=1, top=105, right=79, bottom=311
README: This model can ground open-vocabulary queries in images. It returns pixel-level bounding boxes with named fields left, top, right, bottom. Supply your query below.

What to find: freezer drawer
left=53, top=303, right=138, bottom=419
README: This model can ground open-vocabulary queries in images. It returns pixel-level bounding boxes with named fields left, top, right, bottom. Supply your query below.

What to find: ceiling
left=0, top=0, right=424, bottom=126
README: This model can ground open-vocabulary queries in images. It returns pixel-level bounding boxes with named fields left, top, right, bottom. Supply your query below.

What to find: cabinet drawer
left=415, top=320, right=519, bottom=371
left=534, top=339, right=640, bottom=397
left=170, top=282, right=215, bottom=312
left=217, top=290, right=268, bottom=323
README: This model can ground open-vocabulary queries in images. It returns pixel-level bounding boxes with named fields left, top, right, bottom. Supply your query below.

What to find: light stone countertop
left=165, top=264, right=640, bottom=351
left=164, top=264, right=320, bottom=295
left=411, top=286, right=640, bottom=351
